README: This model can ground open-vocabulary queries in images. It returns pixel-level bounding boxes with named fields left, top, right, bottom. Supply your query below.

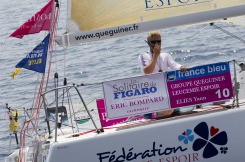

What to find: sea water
left=1, top=0, right=245, bottom=161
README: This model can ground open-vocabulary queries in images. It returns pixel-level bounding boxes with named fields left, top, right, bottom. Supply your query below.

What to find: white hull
left=46, top=104, right=245, bottom=162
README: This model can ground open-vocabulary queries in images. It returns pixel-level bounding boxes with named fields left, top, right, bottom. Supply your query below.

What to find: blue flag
left=11, top=34, right=50, bottom=78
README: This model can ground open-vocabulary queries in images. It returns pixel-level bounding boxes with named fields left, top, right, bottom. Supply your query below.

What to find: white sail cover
left=57, top=0, right=245, bottom=46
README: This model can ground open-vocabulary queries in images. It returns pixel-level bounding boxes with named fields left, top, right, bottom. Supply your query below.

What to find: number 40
left=215, top=88, right=230, bottom=98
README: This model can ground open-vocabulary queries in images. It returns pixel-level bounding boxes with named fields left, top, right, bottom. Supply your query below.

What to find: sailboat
left=4, top=0, right=245, bottom=161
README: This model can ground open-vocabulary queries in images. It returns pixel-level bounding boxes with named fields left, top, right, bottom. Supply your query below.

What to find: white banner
left=57, top=4, right=245, bottom=46
left=103, top=73, right=170, bottom=119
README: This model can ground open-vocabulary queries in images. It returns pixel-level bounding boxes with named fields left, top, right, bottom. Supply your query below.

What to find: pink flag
left=10, top=0, right=54, bottom=39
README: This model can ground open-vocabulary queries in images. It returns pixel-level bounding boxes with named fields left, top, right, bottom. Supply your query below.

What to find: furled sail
left=57, top=0, right=245, bottom=46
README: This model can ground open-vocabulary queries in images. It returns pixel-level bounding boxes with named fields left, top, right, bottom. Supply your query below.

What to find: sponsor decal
left=96, top=121, right=228, bottom=162
left=191, top=122, right=228, bottom=159
left=167, top=62, right=233, bottom=108
left=103, top=62, right=232, bottom=119
left=97, top=142, right=188, bottom=162
left=74, top=24, right=139, bottom=41
left=103, top=73, right=170, bottom=119
left=145, top=0, right=213, bottom=10
left=96, top=98, right=143, bottom=127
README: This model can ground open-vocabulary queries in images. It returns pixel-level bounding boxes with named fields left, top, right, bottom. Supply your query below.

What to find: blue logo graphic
left=178, top=129, right=194, bottom=144
left=178, top=122, right=228, bottom=159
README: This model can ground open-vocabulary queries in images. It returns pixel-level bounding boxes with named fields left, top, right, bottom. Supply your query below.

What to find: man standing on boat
left=138, top=31, right=187, bottom=119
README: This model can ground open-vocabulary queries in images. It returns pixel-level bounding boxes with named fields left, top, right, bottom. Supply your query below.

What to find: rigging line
left=60, top=0, right=66, bottom=79
left=62, top=95, right=102, bottom=125
left=46, top=87, right=72, bottom=108
left=65, top=87, right=76, bottom=133
left=78, top=82, right=102, bottom=86
left=68, top=94, right=102, bottom=119
left=211, top=23, right=245, bottom=45
left=34, top=13, right=58, bottom=121
left=46, top=86, right=73, bottom=107
left=44, top=2, right=60, bottom=93
left=35, top=1, right=60, bottom=130
left=39, top=5, right=59, bottom=126
left=62, top=78, right=67, bottom=105
left=19, top=3, right=60, bottom=160
left=38, top=7, right=58, bottom=122
left=53, top=0, right=59, bottom=74
left=32, top=75, right=45, bottom=131
left=19, top=10, right=57, bottom=161
left=167, top=24, right=210, bottom=54
left=63, top=47, right=66, bottom=78
left=31, top=73, right=40, bottom=111
left=48, top=116, right=76, bottom=128
left=233, top=60, right=241, bottom=67
left=20, top=75, right=44, bottom=137
left=235, top=60, right=245, bottom=65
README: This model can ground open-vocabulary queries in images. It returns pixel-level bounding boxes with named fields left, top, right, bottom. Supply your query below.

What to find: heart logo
left=210, top=126, right=219, bottom=136
left=182, top=131, right=186, bottom=136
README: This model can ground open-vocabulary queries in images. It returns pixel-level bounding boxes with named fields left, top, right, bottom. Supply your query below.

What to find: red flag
left=10, top=0, right=54, bottom=39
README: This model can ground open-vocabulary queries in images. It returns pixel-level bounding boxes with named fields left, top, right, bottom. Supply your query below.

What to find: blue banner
left=166, top=62, right=230, bottom=82
left=15, top=34, right=50, bottom=73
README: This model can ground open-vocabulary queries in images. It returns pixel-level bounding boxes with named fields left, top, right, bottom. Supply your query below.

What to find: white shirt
left=138, top=51, right=181, bottom=74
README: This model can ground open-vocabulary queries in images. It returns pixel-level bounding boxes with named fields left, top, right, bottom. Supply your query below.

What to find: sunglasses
left=151, top=40, right=161, bottom=44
